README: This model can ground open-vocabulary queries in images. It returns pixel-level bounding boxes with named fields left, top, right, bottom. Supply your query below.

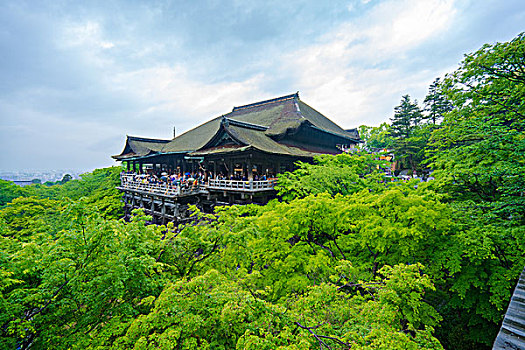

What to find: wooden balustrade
left=119, top=175, right=201, bottom=196
left=119, top=175, right=277, bottom=196
left=206, top=179, right=277, bottom=191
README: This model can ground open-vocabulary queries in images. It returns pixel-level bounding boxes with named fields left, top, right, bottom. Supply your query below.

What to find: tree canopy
left=1, top=33, right=524, bottom=350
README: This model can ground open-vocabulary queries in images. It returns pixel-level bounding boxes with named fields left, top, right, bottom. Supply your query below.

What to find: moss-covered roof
left=190, top=122, right=329, bottom=158
left=112, top=136, right=170, bottom=160
left=161, top=117, right=222, bottom=153
left=296, top=100, right=359, bottom=140
left=113, top=93, right=361, bottom=161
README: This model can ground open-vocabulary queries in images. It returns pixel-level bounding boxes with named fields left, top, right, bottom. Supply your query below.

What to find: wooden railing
left=206, top=179, right=277, bottom=192
left=119, top=175, right=201, bottom=196
left=119, top=175, right=277, bottom=196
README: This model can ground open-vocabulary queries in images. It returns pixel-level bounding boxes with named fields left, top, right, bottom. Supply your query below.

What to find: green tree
left=0, top=167, right=123, bottom=220
left=428, top=32, right=525, bottom=222
left=358, top=123, right=395, bottom=149
left=423, top=78, right=453, bottom=125
left=0, top=205, right=168, bottom=349
left=389, top=95, right=424, bottom=171
left=59, top=174, right=73, bottom=184
left=99, top=265, right=442, bottom=350
left=275, top=152, right=389, bottom=201
left=0, top=180, right=22, bottom=208
left=426, top=32, right=525, bottom=347
left=0, top=197, right=63, bottom=241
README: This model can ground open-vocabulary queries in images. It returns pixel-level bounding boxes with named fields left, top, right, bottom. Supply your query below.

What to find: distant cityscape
left=0, top=170, right=85, bottom=184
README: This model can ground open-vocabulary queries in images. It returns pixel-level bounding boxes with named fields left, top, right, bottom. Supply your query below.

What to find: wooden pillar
left=161, top=198, right=166, bottom=224
left=173, top=203, right=180, bottom=219
left=151, top=196, right=155, bottom=217
left=247, top=158, right=252, bottom=180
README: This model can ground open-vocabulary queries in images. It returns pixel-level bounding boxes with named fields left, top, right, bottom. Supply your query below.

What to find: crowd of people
left=121, top=170, right=276, bottom=193
left=214, top=173, right=270, bottom=181
left=122, top=171, right=206, bottom=191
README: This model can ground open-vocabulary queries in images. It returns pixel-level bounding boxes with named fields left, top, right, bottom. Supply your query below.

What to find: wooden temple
left=113, top=93, right=361, bottom=223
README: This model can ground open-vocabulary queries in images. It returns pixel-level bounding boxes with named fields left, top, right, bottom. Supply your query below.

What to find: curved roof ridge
left=232, top=92, right=299, bottom=112
left=295, top=100, right=361, bottom=141
left=222, top=117, right=268, bottom=131
left=127, top=135, right=171, bottom=143
left=160, top=116, right=222, bottom=153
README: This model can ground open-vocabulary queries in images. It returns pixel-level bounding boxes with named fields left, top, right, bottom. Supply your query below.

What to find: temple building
left=113, top=92, right=361, bottom=223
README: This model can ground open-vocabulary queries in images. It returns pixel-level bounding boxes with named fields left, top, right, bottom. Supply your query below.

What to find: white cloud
left=108, top=64, right=269, bottom=135
left=60, top=21, right=115, bottom=50
left=282, top=0, right=458, bottom=127
left=0, top=99, right=120, bottom=171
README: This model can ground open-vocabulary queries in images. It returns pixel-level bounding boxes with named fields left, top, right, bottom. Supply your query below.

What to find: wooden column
left=161, top=198, right=166, bottom=224
left=247, top=158, right=252, bottom=180
left=151, top=196, right=155, bottom=218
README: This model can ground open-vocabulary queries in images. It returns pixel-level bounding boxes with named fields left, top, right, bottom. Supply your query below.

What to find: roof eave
left=308, top=124, right=362, bottom=143
left=114, top=150, right=192, bottom=162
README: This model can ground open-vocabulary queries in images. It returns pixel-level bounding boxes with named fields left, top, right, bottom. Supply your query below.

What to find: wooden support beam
left=161, top=198, right=166, bottom=225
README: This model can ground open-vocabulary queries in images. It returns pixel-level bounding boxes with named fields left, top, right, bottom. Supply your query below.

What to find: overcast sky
left=1, top=0, right=523, bottom=172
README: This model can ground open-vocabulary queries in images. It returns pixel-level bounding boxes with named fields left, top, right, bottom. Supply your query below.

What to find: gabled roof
left=113, top=93, right=361, bottom=161
left=112, top=136, right=170, bottom=160
left=345, top=128, right=360, bottom=139
left=190, top=117, right=338, bottom=158
left=162, top=93, right=358, bottom=151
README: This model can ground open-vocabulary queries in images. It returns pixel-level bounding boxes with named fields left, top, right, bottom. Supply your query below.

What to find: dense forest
left=1, top=34, right=523, bottom=349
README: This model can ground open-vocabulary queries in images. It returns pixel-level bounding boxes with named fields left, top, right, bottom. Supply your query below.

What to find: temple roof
left=190, top=119, right=333, bottom=157
left=113, top=93, right=360, bottom=160
left=112, top=136, right=170, bottom=160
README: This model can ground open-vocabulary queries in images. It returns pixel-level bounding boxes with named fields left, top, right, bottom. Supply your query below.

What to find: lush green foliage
left=358, top=123, right=395, bottom=149
left=0, top=180, right=23, bottom=207
left=0, top=188, right=448, bottom=349
left=0, top=167, right=122, bottom=219
left=388, top=95, right=429, bottom=172
left=423, top=78, right=453, bottom=125
left=428, top=32, right=525, bottom=222
left=1, top=34, right=524, bottom=350
left=423, top=32, right=525, bottom=347
left=275, top=153, right=389, bottom=201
